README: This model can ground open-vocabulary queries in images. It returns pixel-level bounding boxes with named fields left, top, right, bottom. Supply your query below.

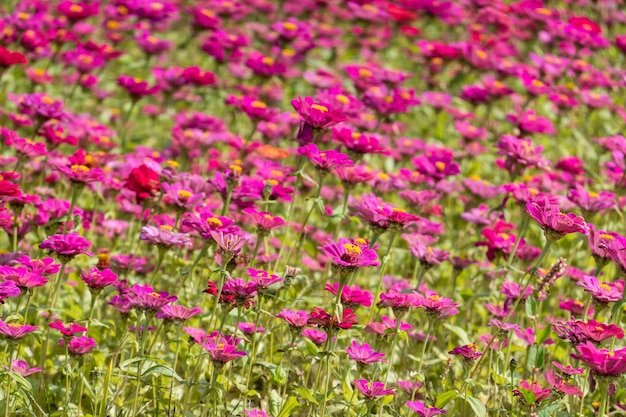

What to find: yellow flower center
left=69, top=4, right=83, bottom=12
left=229, top=165, right=242, bottom=173
left=41, top=96, right=54, bottom=104
left=263, top=214, right=274, bottom=220
left=150, top=2, right=164, bottom=10
left=358, top=68, right=372, bottom=77
left=476, top=50, right=487, bottom=59
left=354, top=238, right=367, bottom=246
left=149, top=292, right=161, bottom=298
left=207, top=217, right=223, bottom=227
left=531, top=79, right=544, bottom=88
left=160, top=225, right=173, bottom=231
left=600, top=283, right=611, bottom=291
left=201, top=8, right=215, bottom=16
left=261, top=57, right=274, bottom=65
left=166, top=160, right=179, bottom=168
left=177, top=190, right=192, bottom=200
left=251, top=100, right=267, bottom=108
left=429, top=295, right=440, bottom=301
left=342, top=244, right=362, bottom=255
left=536, top=7, right=552, bottom=15
left=435, top=161, right=446, bottom=171
left=283, top=22, right=297, bottom=30
left=311, top=104, right=329, bottom=113
left=71, top=165, right=89, bottom=173
left=588, top=192, right=599, bottom=198
left=336, top=94, right=349, bottom=104
left=600, top=234, right=614, bottom=240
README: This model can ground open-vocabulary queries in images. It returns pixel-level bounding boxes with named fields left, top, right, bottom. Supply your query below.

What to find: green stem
left=130, top=312, right=150, bottom=417
left=505, top=213, right=530, bottom=269
left=167, top=327, right=182, bottom=416
left=62, top=185, right=84, bottom=234
left=332, top=188, right=351, bottom=240
left=598, top=380, right=609, bottom=417
left=417, top=320, right=434, bottom=375
left=243, top=296, right=264, bottom=411
left=149, top=248, right=167, bottom=286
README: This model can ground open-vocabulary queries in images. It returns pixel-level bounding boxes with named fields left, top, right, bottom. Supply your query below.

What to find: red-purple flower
left=308, top=307, right=358, bottom=330
left=247, top=268, right=283, bottom=291
left=512, top=380, right=551, bottom=406
left=50, top=320, right=88, bottom=337
left=292, top=96, right=348, bottom=130
left=118, top=75, right=161, bottom=99
left=577, top=275, right=623, bottom=305
left=62, top=335, right=97, bottom=355
left=346, top=340, right=386, bottom=365
left=352, top=379, right=395, bottom=398
left=406, top=401, right=447, bottom=416
left=0, top=280, right=21, bottom=303
left=0, top=320, right=38, bottom=340
left=449, top=343, right=483, bottom=362
left=325, top=283, right=373, bottom=308
left=241, top=209, right=285, bottom=234
left=319, top=238, right=380, bottom=272
left=297, top=143, right=354, bottom=174
left=199, top=332, right=246, bottom=364
left=526, top=198, right=588, bottom=241
left=140, top=225, right=192, bottom=249
left=39, top=233, right=94, bottom=261
left=79, top=268, right=118, bottom=293
left=276, top=309, right=309, bottom=330
left=126, top=284, right=177, bottom=312
left=156, top=305, right=202, bottom=323
left=125, top=164, right=161, bottom=203
left=570, top=342, right=626, bottom=376
left=414, top=290, right=459, bottom=319
left=9, top=360, right=41, bottom=377
left=544, top=369, right=582, bottom=396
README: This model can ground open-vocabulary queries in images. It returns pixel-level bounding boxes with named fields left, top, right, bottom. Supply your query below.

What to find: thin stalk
left=505, top=213, right=530, bottom=269
left=332, top=188, right=351, bottom=240
left=243, top=296, right=264, bottom=410
left=130, top=312, right=150, bottom=417
left=149, top=248, right=167, bottom=286
left=167, top=326, right=182, bottom=416
left=417, top=320, right=434, bottom=375
left=598, top=380, right=609, bottom=417
left=63, top=345, right=71, bottom=417
left=4, top=348, right=14, bottom=417
left=469, top=240, right=552, bottom=380
left=62, top=186, right=84, bottom=234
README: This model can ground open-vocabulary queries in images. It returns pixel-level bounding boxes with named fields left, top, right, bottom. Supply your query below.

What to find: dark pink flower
left=50, top=320, right=88, bottom=337
left=346, top=340, right=386, bottom=365
left=544, top=369, right=582, bottom=396
left=406, top=401, right=447, bottom=416
left=308, top=307, right=358, bottom=330
left=156, top=305, right=202, bottom=322
left=352, top=379, right=395, bottom=398
left=319, top=238, right=380, bottom=272
left=79, top=268, right=118, bottom=291
left=117, top=75, right=161, bottom=99
left=298, top=143, right=354, bottom=174
left=126, top=284, right=177, bottom=312
left=512, top=380, right=551, bottom=405
left=526, top=198, right=588, bottom=241
left=200, top=332, right=246, bottom=364
left=39, top=233, right=94, bottom=261
left=577, top=275, right=623, bottom=305
left=242, top=209, right=285, bottom=233
left=414, top=290, right=459, bottom=319
left=247, top=268, right=283, bottom=290
left=325, top=283, right=373, bottom=308
left=64, top=335, right=97, bottom=355
left=139, top=225, right=192, bottom=249
left=276, top=309, right=309, bottom=329
left=570, top=342, right=626, bottom=376
left=292, top=96, right=348, bottom=130
left=0, top=280, right=21, bottom=303
left=9, top=359, right=41, bottom=377
left=449, top=343, right=482, bottom=362
left=0, top=320, right=38, bottom=340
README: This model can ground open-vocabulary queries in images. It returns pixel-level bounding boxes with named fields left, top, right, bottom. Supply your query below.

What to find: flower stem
left=417, top=320, right=434, bottom=375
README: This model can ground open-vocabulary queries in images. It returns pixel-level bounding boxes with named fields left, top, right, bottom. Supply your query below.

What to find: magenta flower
left=241, top=209, right=285, bottom=234
left=577, top=275, right=623, bottom=305
left=319, top=238, right=380, bottom=273
left=292, top=96, right=348, bottom=130
left=495, top=134, right=549, bottom=177
left=210, top=231, right=247, bottom=256
left=302, top=329, right=328, bottom=345
left=126, top=284, right=177, bottom=312
left=325, top=283, right=373, bottom=308
left=79, top=268, right=118, bottom=293
left=221, top=278, right=257, bottom=307
left=571, top=341, right=626, bottom=376
left=63, top=335, right=97, bottom=355
left=156, top=305, right=202, bottom=323
left=247, top=268, right=283, bottom=291
left=414, top=291, right=459, bottom=319
left=406, top=401, right=447, bottom=416
left=552, top=361, right=584, bottom=375
left=600, top=234, right=626, bottom=273
left=449, top=343, right=483, bottom=362
left=117, top=75, right=161, bottom=99
left=245, top=410, right=267, bottom=417
left=568, top=185, right=615, bottom=214
left=140, top=225, right=192, bottom=249
left=0, top=280, right=21, bottom=303
left=15, top=256, right=60, bottom=275
left=308, top=307, right=358, bottom=330
left=181, top=210, right=236, bottom=241
left=9, top=359, right=41, bottom=377
left=365, top=316, right=412, bottom=337
left=352, top=379, right=395, bottom=398
left=544, top=369, right=582, bottom=396
left=512, top=381, right=551, bottom=406
left=0, top=320, right=38, bottom=340
left=412, top=151, right=460, bottom=181
left=475, top=221, right=523, bottom=262
left=346, top=341, right=386, bottom=365
left=200, top=332, right=246, bottom=364
left=297, top=143, right=354, bottom=174
left=50, top=320, right=88, bottom=337
left=332, top=128, right=389, bottom=156
left=276, top=309, right=309, bottom=330
left=39, top=233, right=94, bottom=261
left=526, top=198, right=588, bottom=241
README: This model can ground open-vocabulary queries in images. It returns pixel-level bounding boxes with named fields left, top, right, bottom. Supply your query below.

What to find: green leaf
left=536, top=345, right=545, bottom=369
left=462, top=395, right=487, bottom=417
left=276, top=396, right=300, bottom=417
left=142, top=365, right=185, bottom=382
left=442, top=324, right=470, bottom=345
left=536, top=402, right=564, bottom=417
left=527, top=345, right=537, bottom=372
left=296, top=386, right=319, bottom=405
left=273, top=366, right=287, bottom=386
left=525, top=296, right=536, bottom=318
left=304, top=338, right=319, bottom=356
left=269, top=389, right=282, bottom=417
left=435, top=390, right=459, bottom=408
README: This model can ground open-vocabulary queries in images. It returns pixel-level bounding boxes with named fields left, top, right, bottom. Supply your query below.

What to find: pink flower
left=0, top=280, right=21, bottom=303
left=39, top=233, right=94, bottom=261
left=406, top=400, right=447, bottom=416
left=156, top=305, right=202, bottom=322
left=577, top=275, right=623, bottom=304
left=346, top=340, right=386, bottom=365
left=181, top=209, right=237, bottom=241
left=79, top=268, right=118, bottom=291
left=221, top=278, right=257, bottom=307
left=126, top=284, right=177, bottom=312
left=292, top=96, right=348, bottom=130
left=241, top=209, right=285, bottom=233
left=570, top=342, right=626, bottom=376
left=545, top=369, right=582, bottom=396
left=64, top=335, right=97, bottom=355
left=0, top=320, right=38, bottom=340
left=200, top=333, right=246, bottom=364
left=301, top=328, right=327, bottom=345
left=552, top=361, right=584, bottom=375
left=449, top=343, right=482, bottom=362
left=308, top=307, right=357, bottom=330
left=117, top=75, right=161, bottom=99
left=297, top=143, right=354, bottom=173
left=325, top=283, right=373, bottom=307
left=276, top=309, right=309, bottom=329
left=140, top=225, right=192, bottom=249
left=512, top=380, right=551, bottom=405
left=9, top=359, right=41, bottom=377
left=50, top=320, right=88, bottom=337
left=352, top=379, right=395, bottom=398
left=319, top=238, right=380, bottom=272
left=526, top=198, right=588, bottom=241
left=247, top=268, right=283, bottom=290
left=414, top=291, right=459, bottom=319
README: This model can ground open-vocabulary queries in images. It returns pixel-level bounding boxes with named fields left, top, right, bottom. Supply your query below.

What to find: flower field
left=1, top=0, right=626, bottom=416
